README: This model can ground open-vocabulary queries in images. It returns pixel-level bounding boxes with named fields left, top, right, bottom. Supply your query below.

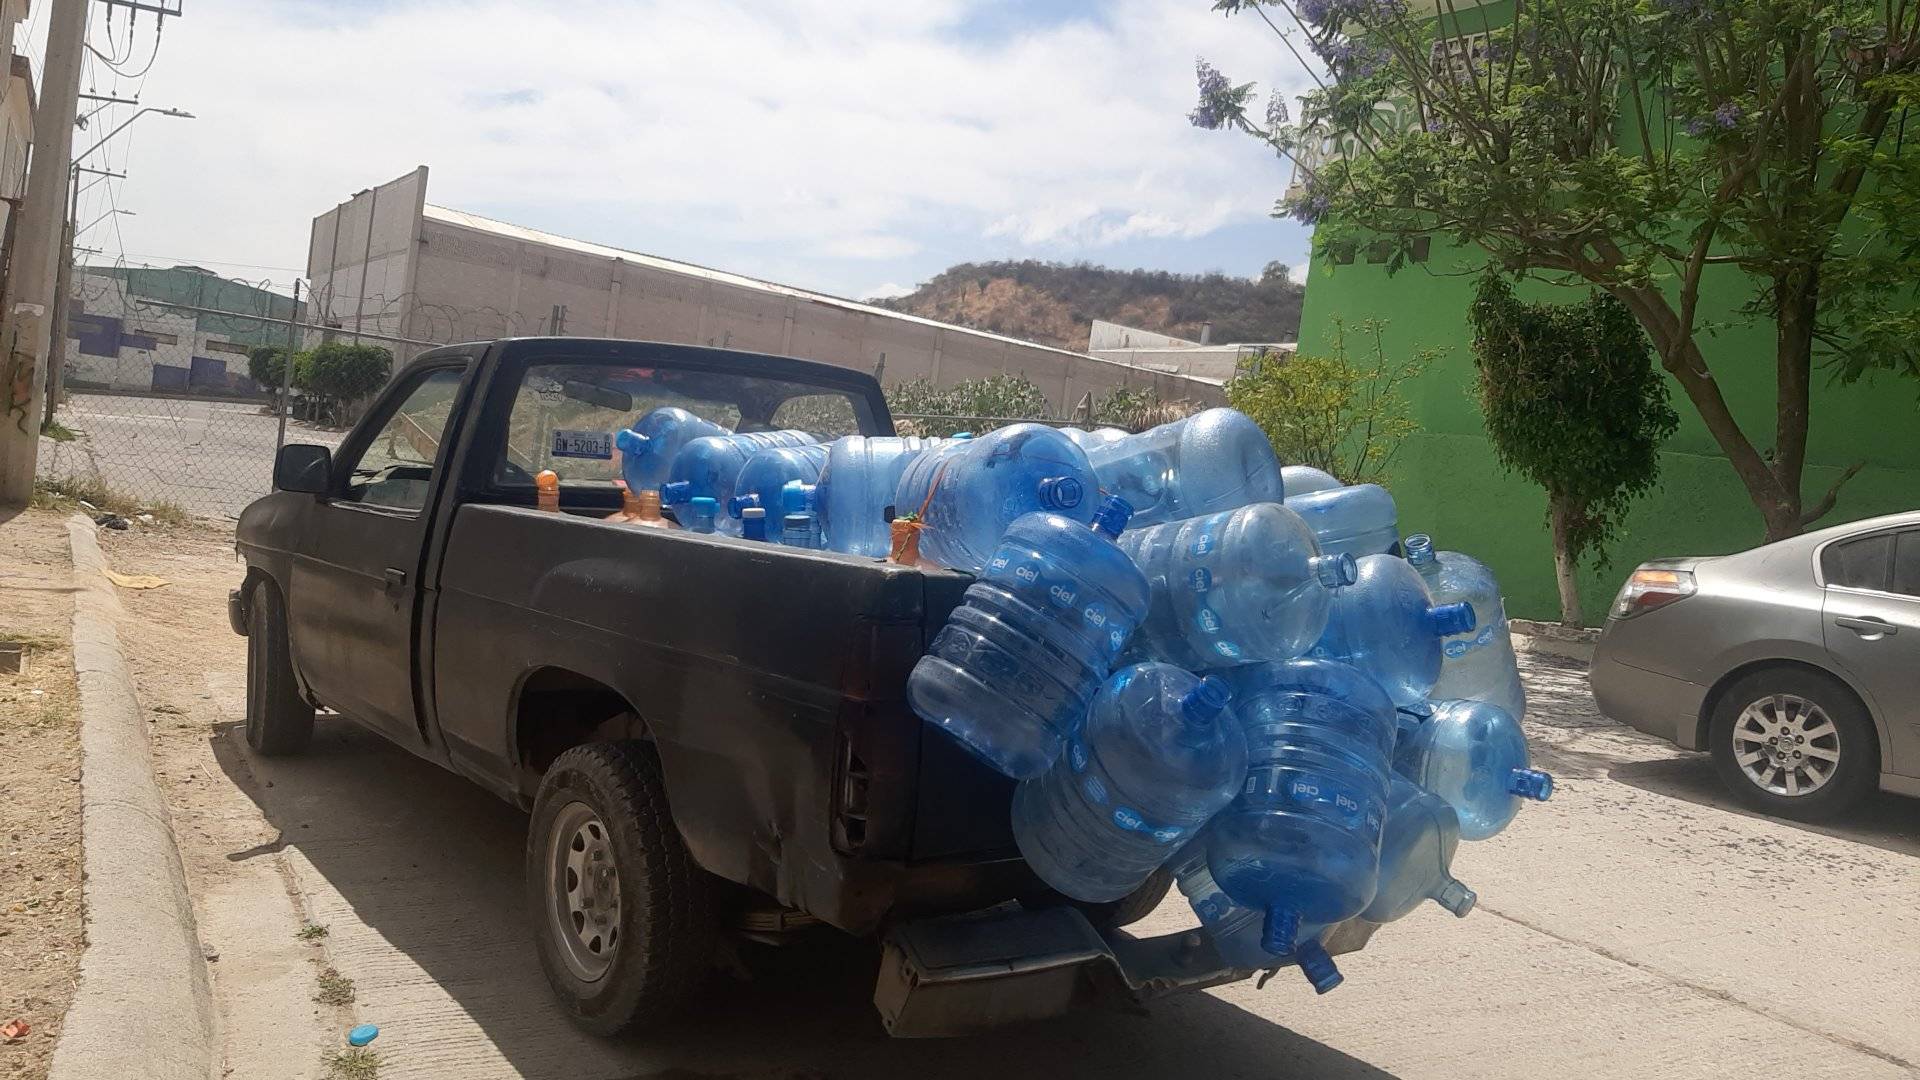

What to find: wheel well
left=1696, top=659, right=1872, bottom=750
left=512, top=667, right=645, bottom=796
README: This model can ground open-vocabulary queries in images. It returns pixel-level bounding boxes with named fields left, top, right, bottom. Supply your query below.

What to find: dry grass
left=322, top=1047, right=381, bottom=1080
left=313, top=967, right=357, bottom=1006
left=31, top=474, right=193, bottom=525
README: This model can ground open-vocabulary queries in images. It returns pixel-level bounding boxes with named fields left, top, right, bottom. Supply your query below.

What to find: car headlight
left=1610, top=567, right=1697, bottom=619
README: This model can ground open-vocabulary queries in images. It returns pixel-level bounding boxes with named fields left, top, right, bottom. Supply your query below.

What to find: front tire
left=244, top=582, right=314, bottom=756
left=527, top=741, right=716, bottom=1036
left=1708, top=668, right=1878, bottom=823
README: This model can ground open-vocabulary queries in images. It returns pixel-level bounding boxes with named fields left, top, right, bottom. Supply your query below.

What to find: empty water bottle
left=1061, top=426, right=1130, bottom=451
left=893, top=424, right=1097, bottom=573
left=1013, top=665, right=1246, bottom=902
left=1395, top=698, right=1552, bottom=841
left=1404, top=534, right=1526, bottom=721
left=1166, top=839, right=1281, bottom=969
left=1313, top=555, right=1476, bottom=709
left=1362, top=776, right=1476, bottom=923
left=1285, top=484, right=1400, bottom=559
left=615, top=407, right=731, bottom=491
left=907, top=496, right=1149, bottom=778
left=1086, top=408, right=1284, bottom=528
left=1118, top=503, right=1356, bottom=669
left=727, top=444, right=828, bottom=523
left=816, top=436, right=951, bottom=557
left=1282, top=464, right=1342, bottom=497
left=1207, top=658, right=1400, bottom=993
left=780, top=480, right=820, bottom=549
left=659, top=431, right=816, bottom=535
left=685, top=496, right=719, bottom=535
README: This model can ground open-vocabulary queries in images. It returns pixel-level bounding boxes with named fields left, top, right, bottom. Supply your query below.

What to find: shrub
left=1226, top=320, right=1430, bottom=485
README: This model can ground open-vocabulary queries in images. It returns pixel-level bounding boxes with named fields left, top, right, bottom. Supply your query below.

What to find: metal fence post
left=277, top=279, right=301, bottom=452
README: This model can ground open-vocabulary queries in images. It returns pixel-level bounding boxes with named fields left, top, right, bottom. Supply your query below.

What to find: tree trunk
left=1548, top=494, right=1584, bottom=628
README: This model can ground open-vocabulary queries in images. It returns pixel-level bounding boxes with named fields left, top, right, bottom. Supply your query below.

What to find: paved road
left=38, top=392, right=346, bottom=518
left=99, top=529, right=1920, bottom=1080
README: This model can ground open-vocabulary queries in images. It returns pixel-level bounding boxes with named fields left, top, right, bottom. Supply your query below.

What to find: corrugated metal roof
left=421, top=204, right=1225, bottom=387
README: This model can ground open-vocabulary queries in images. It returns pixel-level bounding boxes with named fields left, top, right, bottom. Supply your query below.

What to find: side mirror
left=274, top=443, right=333, bottom=495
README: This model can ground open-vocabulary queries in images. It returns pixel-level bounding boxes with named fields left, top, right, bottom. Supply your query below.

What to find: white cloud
left=58, top=0, right=1317, bottom=294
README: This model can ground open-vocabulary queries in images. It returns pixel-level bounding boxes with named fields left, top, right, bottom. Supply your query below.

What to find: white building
left=1085, top=318, right=1292, bottom=383
left=307, top=168, right=1227, bottom=412
left=64, top=265, right=301, bottom=395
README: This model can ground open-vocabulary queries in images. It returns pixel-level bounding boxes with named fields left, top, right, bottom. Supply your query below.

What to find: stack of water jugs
left=612, top=405, right=1552, bottom=994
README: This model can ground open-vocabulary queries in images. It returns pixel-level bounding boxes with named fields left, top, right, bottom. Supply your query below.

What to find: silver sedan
left=1590, top=509, right=1920, bottom=821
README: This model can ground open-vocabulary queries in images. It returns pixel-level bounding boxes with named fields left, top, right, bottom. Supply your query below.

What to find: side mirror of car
left=274, top=443, right=333, bottom=495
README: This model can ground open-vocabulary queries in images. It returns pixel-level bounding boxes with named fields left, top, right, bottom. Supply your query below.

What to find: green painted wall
left=1296, top=246, right=1919, bottom=622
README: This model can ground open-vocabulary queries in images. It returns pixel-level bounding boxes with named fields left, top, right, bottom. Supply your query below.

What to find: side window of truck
left=337, top=367, right=467, bottom=511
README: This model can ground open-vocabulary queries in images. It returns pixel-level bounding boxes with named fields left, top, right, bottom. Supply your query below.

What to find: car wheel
left=527, top=741, right=716, bottom=1037
left=1708, top=668, right=1879, bottom=823
left=1020, top=865, right=1174, bottom=931
left=244, top=582, right=314, bottom=756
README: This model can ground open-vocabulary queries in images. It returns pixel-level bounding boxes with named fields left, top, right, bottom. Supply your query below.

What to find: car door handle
left=1834, top=615, right=1897, bottom=637
left=383, top=568, right=408, bottom=596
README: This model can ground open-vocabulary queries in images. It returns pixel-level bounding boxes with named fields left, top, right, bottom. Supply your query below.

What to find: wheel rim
left=545, top=800, right=622, bottom=982
left=1731, top=693, right=1841, bottom=797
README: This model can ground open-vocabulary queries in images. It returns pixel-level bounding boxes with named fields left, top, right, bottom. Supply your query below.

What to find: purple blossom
left=1297, top=0, right=1335, bottom=26
left=1424, top=117, right=1447, bottom=133
left=1712, top=101, right=1743, bottom=129
left=1683, top=116, right=1708, bottom=137
left=1290, top=192, right=1332, bottom=224
left=1188, top=59, right=1232, bottom=129
left=1266, top=91, right=1290, bottom=129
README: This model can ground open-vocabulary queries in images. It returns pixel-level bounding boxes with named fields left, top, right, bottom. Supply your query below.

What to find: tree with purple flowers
left=1191, top=0, right=1920, bottom=542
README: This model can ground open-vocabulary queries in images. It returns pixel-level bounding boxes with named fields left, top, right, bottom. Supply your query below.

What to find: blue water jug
left=659, top=431, right=816, bottom=536
left=1013, top=665, right=1246, bottom=902
left=816, top=436, right=951, bottom=557
left=893, top=424, right=1097, bottom=573
left=1087, top=408, right=1283, bottom=528
left=727, top=444, right=828, bottom=525
left=1404, top=534, right=1527, bottom=721
left=779, top=480, right=820, bottom=550
left=740, top=506, right=769, bottom=542
left=1362, top=776, right=1476, bottom=923
left=1281, top=464, right=1342, bottom=497
left=684, top=496, right=719, bottom=535
left=1395, top=698, right=1552, bottom=841
left=1118, top=503, right=1356, bottom=669
left=1208, top=658, right=1399, bottom=993
left=1166, top=839, right=1280, bottom=969
left=907, top=496, right=1150, bottom=778
left=1062, top=426, right=1130, bottom=451
left=615, top=407, right=731, bottom=492
left=1284, top=483, right=1399, bottom=559
left=1313, top=554, right=1476, bottom=709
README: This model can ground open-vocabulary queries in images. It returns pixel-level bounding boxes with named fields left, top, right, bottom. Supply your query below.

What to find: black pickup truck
left=232, top=338, right=1370, bottom=1038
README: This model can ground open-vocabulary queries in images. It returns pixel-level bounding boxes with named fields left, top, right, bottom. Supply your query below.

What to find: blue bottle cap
left=614, top=428, right=648, bottom=454
left=1403, top=533, right=1436, bottom=565
left=1294, top=939, right=1344, bottom=994
left=951, top=432, right=974, bottom=439
left=1510, top=768, right=1554, bottom=801
left=1037, top=475, right=1084, bottom=511
left=347, top=1024, right=379, bottom=1047
left=1089, top=494, right=1133, bottom=539
left=741, top=507, right=768, bottom=541
left=660, top=480, right=692, bottom=504
left=727, top=493, right=759, bottom=518
left=1427, top=601, right=1476, bottom=637
left=780, top=480, right=813, bottom=513
left=1261, top=903, right=1299, bottom=956
left=1180, top=675, right=1232, bottom=723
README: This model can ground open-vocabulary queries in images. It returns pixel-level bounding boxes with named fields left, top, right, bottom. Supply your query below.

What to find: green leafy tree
left=300, top=343, right=392, bottom=425
left=1193, top=0, right=1920, bottom=541
left=884, top=374, right=1054, bottom=436
left=1470, top=275, right=1680, bottom=625
left=246, top=345, right=292, bottom=391
left=1226, top=318, right=1430, bottom=484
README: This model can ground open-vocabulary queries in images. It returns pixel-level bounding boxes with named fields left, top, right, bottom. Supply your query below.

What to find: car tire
left=1021, top=865, right=1174, bottom=931
left=527, top=740, right=716, bottom=1037
left=244, top=582, right=314, bottom=756
left=1708, top=668, right=1879, bottom=823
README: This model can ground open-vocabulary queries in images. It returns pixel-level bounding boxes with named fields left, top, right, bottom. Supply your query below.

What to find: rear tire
left=1022, top=865, right=1174, bottom=931
left=527, top=741, right=716, bottom=1037
left=244, top=582, right=314, bottom=756
left=1708, top=668, right=1878, bottom=823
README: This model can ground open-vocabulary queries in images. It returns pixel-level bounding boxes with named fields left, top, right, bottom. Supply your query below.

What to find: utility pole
left=0, top=0, right=90, bottom=505
left=277, top=280, right=300, bottom=451
left=43, top=166, right=120, bottom=426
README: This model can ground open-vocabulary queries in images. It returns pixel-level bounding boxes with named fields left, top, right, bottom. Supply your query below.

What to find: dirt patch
left=0, top=510, right=85, bottom=1080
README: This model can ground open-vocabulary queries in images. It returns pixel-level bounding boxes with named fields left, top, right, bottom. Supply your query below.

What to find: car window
left=1893, top=531, right=1920, bottom=598
left=1821, top=532, right=1893, bottom=592
left=337, top=367, right=466, bottom=511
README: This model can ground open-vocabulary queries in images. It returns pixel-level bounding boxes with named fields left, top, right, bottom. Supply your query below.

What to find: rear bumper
left=1589, top=648, right=1708, bottom=750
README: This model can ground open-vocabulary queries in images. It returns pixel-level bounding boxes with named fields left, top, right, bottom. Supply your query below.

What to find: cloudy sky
left=37, top=0, right=1316, bottom=300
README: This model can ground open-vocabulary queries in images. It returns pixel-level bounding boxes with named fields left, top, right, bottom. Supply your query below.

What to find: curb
left=49, top=514, right=216, bottom=1080
left=1510, top=617, right=1598, bottom=663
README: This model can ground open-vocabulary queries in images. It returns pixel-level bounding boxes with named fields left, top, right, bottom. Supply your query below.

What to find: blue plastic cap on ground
left=1294, top=939, right=1344, bottom=994
left=1038, top=475, right=1085, bottom=511
left=1510, top=768, right=1555, bottom=801
left=347, top=1024, right=379, bottom=1047
left=659, top=480, right=692, bottom=505
left=727, top=493, right=760, bottom=518
left=1261, top=903, right=1299, bottom=956
left=614, top=429, right=648, bottom=454
left=951, top=431, right=974, bottom=439
left=1312, top=552, right=1358, bottom=588
left=1427, top=601, right=1476, bottom=637
left=1090, top=494, right=1134, bottom=539
left=1403, top=532, right=1436, bottom=565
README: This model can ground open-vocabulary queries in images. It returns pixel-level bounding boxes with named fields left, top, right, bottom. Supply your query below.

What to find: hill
left=874, top=259, right=1304, bottom=351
